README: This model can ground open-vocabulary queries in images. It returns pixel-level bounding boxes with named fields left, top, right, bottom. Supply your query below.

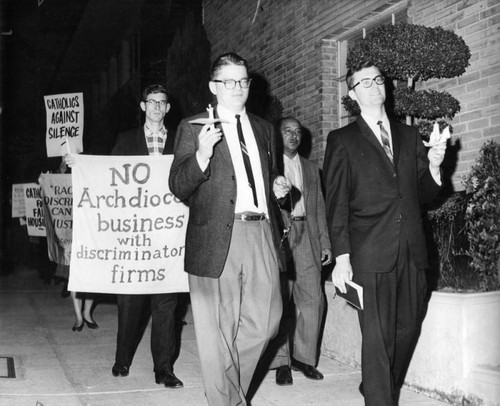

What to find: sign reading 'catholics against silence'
left=69, top=155, right=189, bottom=294
left=44, top=92, right=84, bottom=157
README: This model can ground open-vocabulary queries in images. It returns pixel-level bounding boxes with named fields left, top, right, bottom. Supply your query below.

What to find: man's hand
left=332, top=255, right=353, bottom=293
left=273, top=176, right=292, bottom=199
left=428, top=142, right=447, bottom=170
left=64, top=154, right=76, bottom=168
left=197, top=124, right=222, bottom=162
left=321, top=248, right=333, bottom=266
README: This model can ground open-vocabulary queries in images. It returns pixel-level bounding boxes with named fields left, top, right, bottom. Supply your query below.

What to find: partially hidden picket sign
left=39, top=173, right=72, bottom=265
left=23, top=183, right=46, bottom=237
left=44, top=92, right=84, bottom=157
left=69, top=154, right=189, bottom=294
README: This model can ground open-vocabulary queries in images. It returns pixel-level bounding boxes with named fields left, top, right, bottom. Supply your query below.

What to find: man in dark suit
left=169, top=52, right=291, bottom=406
left=323, top=62, right=447, bottom=406
left=271, top=117, right=332, bottom=386
left=110, top=84, right=183, bottom=389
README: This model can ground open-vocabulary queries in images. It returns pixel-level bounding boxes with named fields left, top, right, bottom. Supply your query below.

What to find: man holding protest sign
left=107, top=84, right=183, bottom=388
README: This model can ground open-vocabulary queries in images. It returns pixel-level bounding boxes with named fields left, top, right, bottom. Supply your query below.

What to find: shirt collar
left=361, top=112, right=389, bottom=130
left=216, top=104, right=247, bottom=122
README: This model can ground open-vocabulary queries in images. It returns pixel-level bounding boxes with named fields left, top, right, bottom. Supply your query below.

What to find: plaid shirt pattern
left=144, top=124, right=167, bottom=156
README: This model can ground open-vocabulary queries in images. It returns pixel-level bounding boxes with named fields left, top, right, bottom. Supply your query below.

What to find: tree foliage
left=342, top=22, right=470, bottom=138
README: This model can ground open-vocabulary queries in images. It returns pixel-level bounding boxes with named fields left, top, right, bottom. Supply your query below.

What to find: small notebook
left=334, top=280, right=364, bottom=310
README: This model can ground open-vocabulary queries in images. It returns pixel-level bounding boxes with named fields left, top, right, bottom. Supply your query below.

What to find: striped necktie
left=236, top=114, right=258, bottom=207
left=377, top=121, right=393, bottom=164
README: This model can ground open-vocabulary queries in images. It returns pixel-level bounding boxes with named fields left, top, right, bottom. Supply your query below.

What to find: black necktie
left=235, top=114, right=258, bottom=207
left=377, top=121, right=394, bottom=164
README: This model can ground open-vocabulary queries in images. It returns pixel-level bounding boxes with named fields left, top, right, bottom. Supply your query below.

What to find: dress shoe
left=155, top=370, right=183, bottom=388
left=72, top=322, right=84, bottom=332
left=112, top=363, right=129, bottom=377
left=83, top=317, right=99, bottom=329
left=291, top=358, right=324, bottom=380
left=275, top=365, right=293, bottom=386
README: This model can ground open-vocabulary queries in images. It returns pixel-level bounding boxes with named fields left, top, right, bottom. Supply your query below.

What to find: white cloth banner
left=69, top=154, right=189, bottom=294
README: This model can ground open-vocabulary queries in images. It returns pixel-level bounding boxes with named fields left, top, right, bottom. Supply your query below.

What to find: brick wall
left=203, top=0, right=500, bottom=189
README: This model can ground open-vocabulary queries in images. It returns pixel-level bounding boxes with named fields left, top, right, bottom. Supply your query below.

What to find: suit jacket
left=323, top=116, right=440, bottom=273
left=169, top=110, right=284, bottom=278
left=111, top=126, right=175, bottom=156
left=284, top=156, right=331, bottom=273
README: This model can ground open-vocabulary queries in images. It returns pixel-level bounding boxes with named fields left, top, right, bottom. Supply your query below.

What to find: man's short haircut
left=210, top=52, right=248, bottom=80
left=142, top=84, right=168, bottom=102
left=346, top=61, right=378, bottom=90
left=277, top=116, right=301, bottom=133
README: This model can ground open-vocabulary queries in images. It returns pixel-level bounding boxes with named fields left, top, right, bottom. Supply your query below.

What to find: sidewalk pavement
left=0, top=265, right=449, bottom=406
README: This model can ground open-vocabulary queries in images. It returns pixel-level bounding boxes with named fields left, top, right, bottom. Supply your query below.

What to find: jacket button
left=392, top=173, right=397, bottom=178
left=230, top=199, right=234, bottom=205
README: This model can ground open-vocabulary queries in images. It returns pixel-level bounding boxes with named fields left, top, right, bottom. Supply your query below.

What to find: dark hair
left=210, top=52, right=248, bottom=80
left=142, top=84, right=168, bottom=102
left=345, top=61, right=379, bottom=90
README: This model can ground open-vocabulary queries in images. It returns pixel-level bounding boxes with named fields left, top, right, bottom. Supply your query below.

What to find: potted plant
left=407, top=141, right=500, bottom=406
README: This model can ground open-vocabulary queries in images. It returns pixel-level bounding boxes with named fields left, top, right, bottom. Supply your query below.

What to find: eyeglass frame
left=349, top=75, right=385, bottom=90
left=211, top=78, right=252, bottom=90
left=144, top=99, right=168, bottom=108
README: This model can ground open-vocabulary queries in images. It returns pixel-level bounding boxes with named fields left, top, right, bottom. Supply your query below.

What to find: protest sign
left=69, top=155, right=189, bottom=294
left=23, top=183, right=46, bottom=237
left=39, top=174, right=73, bottom=265
left=44, top=92, right=84, bottom=157
left=11, top=184, right=26, bottom=218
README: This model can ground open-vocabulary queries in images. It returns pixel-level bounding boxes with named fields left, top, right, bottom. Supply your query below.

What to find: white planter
left=321, top=283, right=500, bottom=406
left=405, top=290, right=500, bottom=406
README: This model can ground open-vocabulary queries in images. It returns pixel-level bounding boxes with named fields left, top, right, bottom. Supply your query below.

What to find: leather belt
left=291, top=216, right=307, bottom=221
left=234, top=212, right=266, bottom=221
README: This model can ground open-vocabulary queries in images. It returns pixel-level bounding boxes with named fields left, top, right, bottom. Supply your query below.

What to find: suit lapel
left=299, top=156, right=310, bottom=200
left=136, top=127, right=149, bottom=155
left=249, top=115, right=270, bottom=194
left=389, top=120, right=401, bottom=166
left=212, top=110, right=233, bottom=168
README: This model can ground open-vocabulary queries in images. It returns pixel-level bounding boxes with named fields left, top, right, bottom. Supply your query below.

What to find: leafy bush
left=346, top=23, right=470, bottom=81
left=341, top=22, right=470, bottom=139
left=393, top=88, right=460, bottom=120
left=428, top=142, right=500, bottom=292
left=462, top=141, right=500, bottom=291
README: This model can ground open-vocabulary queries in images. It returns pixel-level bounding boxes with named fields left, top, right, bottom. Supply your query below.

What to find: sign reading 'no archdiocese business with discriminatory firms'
left=44, top=92, right=84, bottom=157
left=69, top=155, right=189, bottom=294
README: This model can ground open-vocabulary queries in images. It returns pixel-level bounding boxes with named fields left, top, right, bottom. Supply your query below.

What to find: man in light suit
left=323, top=62, right=447, bottom=406
left=169, top=52, right=291, bottom=406
left=270, top=117, right=332, bottom=386
left=110, top=84, right=183, bottom=389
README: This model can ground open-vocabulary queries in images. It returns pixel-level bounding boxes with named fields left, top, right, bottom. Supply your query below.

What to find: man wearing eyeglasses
left=169, top=52, right=291, bottom=405
left=110, top=84, right=183, bottom=389
left=323, top=62, right=447, bottom=406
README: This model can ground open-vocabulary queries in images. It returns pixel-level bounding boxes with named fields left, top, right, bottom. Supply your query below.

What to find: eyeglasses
left=350, top=75, right=385, bottom=90
left=212, top=79, right=252, bottom=90
left=145, top=99, right=168, bottom=108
